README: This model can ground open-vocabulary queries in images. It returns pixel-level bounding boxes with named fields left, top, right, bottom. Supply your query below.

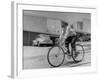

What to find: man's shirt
left=60, top=26, right=76, bottom=40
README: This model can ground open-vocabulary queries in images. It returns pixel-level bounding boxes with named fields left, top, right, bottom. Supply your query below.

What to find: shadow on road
left=62, top=61, right=91, bottom=67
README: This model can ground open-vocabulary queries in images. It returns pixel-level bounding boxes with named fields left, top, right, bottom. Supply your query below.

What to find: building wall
left=83, top=18, right=91, bottom=33
left=23, top=11, right=91, bottom=34
left=23, top=12, right=91, bottom=46
left=23, top=15, right=47, bottom=33
left=47, top=19, right=61, bottom=35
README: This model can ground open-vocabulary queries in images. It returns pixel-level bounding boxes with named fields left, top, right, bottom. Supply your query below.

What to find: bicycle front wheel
left=72, top=44, right=85, bottom=62
left=47, top=46, right=65, bottom=67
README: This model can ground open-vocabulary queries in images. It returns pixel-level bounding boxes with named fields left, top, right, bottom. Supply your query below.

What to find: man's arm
left=64, top=26, right=70, bottom=39
left=59, top=29, right=63, bottom=39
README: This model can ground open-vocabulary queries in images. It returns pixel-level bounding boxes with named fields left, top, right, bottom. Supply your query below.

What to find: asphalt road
left=23, top=42, right=91, bottom=69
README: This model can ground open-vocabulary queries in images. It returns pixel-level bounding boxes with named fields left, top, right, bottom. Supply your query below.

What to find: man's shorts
left=65, top=35, right=76, bottom=44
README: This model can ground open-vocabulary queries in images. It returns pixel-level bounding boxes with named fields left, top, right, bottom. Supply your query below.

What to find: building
left=23, top=10, right=91, bottom=46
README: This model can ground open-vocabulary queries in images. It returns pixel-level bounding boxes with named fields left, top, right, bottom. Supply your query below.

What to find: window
left=77, top=21, right=83, bottom=31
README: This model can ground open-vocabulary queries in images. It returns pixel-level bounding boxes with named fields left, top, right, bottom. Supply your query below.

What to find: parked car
left=76, top=32, right=91, bottom=42
left=32, top=34, right=53, bottom=46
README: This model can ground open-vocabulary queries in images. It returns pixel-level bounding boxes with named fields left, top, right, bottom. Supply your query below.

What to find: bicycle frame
left=56, top=40, right=72, bottom=54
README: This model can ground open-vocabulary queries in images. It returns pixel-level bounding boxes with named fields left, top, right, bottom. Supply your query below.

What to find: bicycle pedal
left=64, top=51, right=67, bottom=53
left=67, top=54, right=72, bottom=56
left=67, top=55, right=71, bottom=59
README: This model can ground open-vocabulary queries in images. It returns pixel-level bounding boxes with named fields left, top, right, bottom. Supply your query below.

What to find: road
left=23, top=42, right=91, bottom=69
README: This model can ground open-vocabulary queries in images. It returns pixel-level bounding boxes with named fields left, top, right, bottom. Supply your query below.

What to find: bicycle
left=47, top=38, right=85, bottom=67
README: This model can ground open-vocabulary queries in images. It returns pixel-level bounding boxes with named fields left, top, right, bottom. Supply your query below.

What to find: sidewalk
left=23, top=41, right=91, bottom=69
left=24, top=41, right=91, bottom=58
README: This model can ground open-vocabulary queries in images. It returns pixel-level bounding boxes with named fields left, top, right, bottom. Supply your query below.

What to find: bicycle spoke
left=47, top=46, right=65, bottom=67
left=72, top=44, right=84, bottom=62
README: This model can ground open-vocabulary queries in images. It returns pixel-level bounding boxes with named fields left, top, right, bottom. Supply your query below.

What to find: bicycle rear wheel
left=72, top=44, right=85, bottom=62
left=47, top=46, right=65, bottom=67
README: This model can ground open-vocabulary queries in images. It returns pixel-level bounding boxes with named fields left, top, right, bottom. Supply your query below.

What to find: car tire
left=37, top=41, right=40, bottom=46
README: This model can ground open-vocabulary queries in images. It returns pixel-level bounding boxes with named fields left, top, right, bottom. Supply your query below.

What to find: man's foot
left=67, top=50, right=71, bottom=56
left=73, top=52, right=79, bottom=58
left=64, top=50, right=70, bottom=55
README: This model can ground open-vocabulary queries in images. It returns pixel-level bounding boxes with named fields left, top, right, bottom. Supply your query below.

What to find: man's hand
left=56, top=38, right=65, bottom=46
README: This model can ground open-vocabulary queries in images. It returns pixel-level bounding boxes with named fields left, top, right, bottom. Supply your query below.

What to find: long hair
left=70, top=24, right=74, bottom=29
left=61, top=21, right=68, bottom=28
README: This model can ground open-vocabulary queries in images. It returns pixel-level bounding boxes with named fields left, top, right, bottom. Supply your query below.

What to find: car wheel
left=37, top=41, right=40, bottom=46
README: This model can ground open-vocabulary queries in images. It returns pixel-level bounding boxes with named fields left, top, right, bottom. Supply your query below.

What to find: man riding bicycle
left=58, top=21, right=77, bottom=54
